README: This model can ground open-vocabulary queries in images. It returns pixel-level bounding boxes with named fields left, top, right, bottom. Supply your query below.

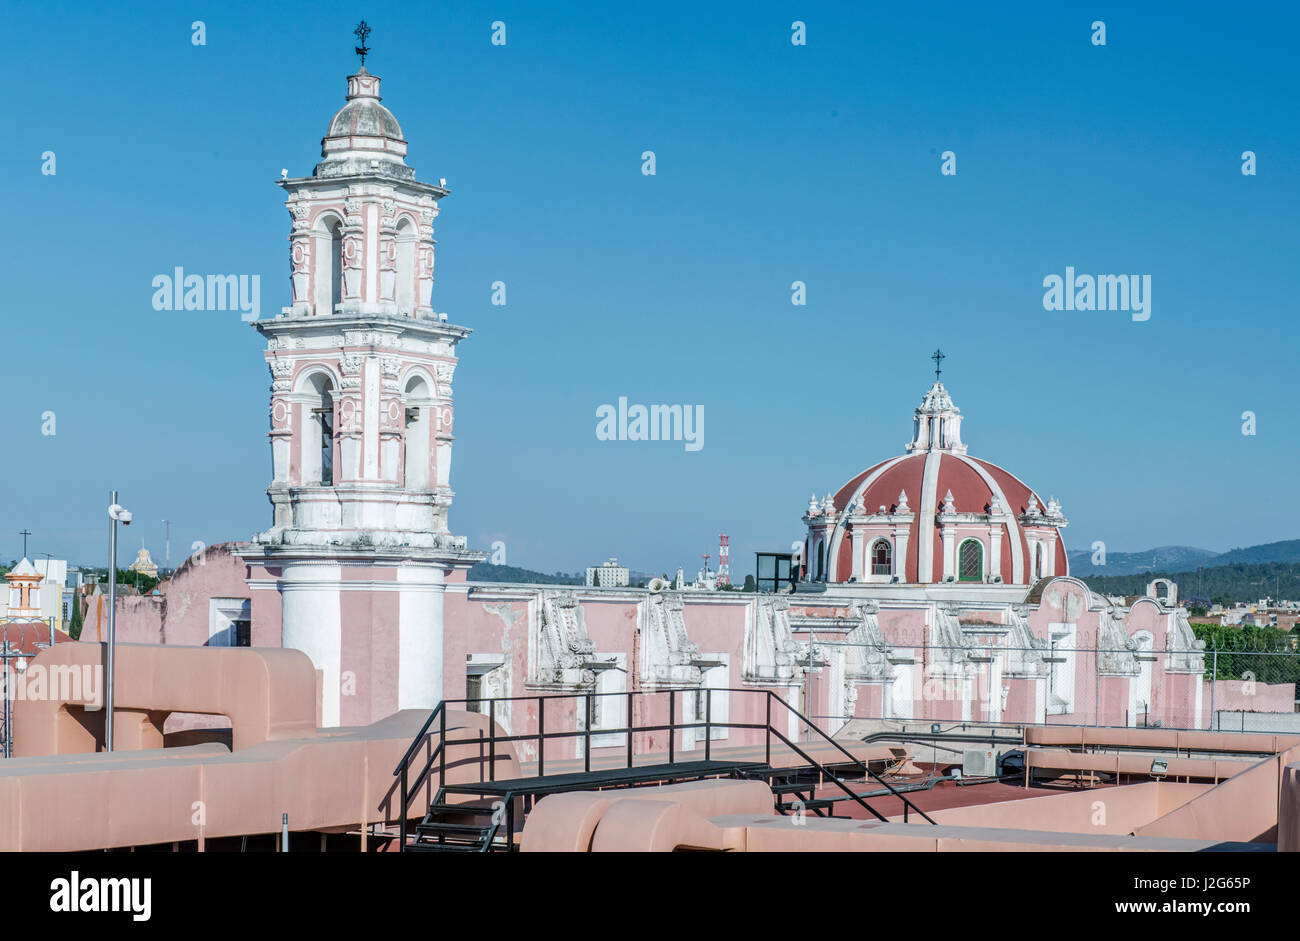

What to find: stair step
left=425, top=803, right=498, bottom=816
left=415, top=821, right=494, bottom=836
left=777, top=799, right=837, bottom=811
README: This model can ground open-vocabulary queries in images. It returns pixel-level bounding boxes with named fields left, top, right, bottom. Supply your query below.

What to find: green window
left=958, top=539, right=983, bottom=582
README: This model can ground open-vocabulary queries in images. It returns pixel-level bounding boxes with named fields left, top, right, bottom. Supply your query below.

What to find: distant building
left=4, top=559, right=43, bottom=620
left=33, top=558, right=69, bottom=635
left=687, top=567, right=718, bottom=591
left=127, top=547, right=160, bottom=580
left=586, top=558, right=629, bottom=588
left=5, top=558, right=71, bottom=633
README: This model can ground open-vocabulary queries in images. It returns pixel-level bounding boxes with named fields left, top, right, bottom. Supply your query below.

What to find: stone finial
left=989, top=492, right=1005, bottom=515
left=942, top=490, right=956, bottom=514
left=1026, top=494, right=1040, bottom=516
left=807, top=493, right=820, bottom=517
left=820, top=493, right=836, bottom=515
left=897, top=489, right=910, bottom=513
left=1046, top=496, right=1063, bottom=518
left=853, top=491, right=867, bottom=514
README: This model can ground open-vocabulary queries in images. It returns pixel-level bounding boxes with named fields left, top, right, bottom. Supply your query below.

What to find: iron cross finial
left=931, top=348, right=945, bottom=381
left=354, top=21, right=372, bottom=67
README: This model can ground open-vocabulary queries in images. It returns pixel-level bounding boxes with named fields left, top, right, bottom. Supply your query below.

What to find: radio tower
left=717, top=532, right=731, bottom=586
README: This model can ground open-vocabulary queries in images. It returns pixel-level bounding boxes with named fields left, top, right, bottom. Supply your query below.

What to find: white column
left=398, top=564, right=447, bottom=709
left=989, top=524, right=1003, bottom=581
left=365, top=201, right=379, bottom=306
left=893, top=525, right=910, bottom=580
left=280, top=561, right=343, bottom=727
left=941, top=525, right=955, bottom=580
left=363, top=356, right=381, bottom=479
left=850, top=526, right=863, bottom=581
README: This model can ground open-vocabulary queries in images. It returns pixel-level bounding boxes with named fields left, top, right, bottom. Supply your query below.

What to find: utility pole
left=106, top=492, right=133, bottom=752
left=19, top=530, right=31, bottom=559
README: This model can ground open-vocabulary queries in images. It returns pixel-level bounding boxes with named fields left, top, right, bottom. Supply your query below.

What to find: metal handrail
left=394, top=699, right=446, bottom=774
left=393, top=687, right=942, bottom=850
left=766, top=692, right=938, bottom=824
left=764, top=722, right=889, bottom=821
left=395, top=700, right=446, bottom=849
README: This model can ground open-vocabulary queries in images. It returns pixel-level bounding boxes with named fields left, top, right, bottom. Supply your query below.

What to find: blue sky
left=5, top=1, right=1298, bottom=575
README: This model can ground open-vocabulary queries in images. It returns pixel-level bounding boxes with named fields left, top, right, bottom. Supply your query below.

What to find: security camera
left=109, top=504, right=133, bottom=525
left=119, top=511, right=132, bottom=526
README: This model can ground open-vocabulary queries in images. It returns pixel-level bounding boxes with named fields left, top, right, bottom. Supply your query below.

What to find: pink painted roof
left=827, top=452, right=1066, bottom=585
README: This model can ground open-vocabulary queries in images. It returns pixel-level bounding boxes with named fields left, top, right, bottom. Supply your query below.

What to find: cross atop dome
left=906, top=359, right=967, bottom=455
left=353, top=20, right=372, bottom=67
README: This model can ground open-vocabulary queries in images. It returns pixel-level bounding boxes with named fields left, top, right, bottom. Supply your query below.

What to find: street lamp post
left=106, top=492, right=133, bottom=752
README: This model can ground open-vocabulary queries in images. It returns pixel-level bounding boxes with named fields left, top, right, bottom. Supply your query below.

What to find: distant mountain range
left=467, top=562, right=673, bottom=587
left=466, top=563, right=584, bottom=585
left=1079, top=561, right=1300, bottom=606
left=1068, top=540, right=1300, bottom=576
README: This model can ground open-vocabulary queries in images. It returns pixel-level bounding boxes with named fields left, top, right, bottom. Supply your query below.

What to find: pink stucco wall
left=87, top=543, right=252, bottom=647
left=1209, top=679, right=1295, bottom=714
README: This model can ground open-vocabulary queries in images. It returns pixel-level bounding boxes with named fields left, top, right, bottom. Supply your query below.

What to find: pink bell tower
left=245, top=43, right=483, bottom=727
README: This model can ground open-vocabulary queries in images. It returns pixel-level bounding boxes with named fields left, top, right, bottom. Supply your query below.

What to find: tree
left=115, top=568, right=159, bottom=595
left=68, top=599, right=84, bottom=641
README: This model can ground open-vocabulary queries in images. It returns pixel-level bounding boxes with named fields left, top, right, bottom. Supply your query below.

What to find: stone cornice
left=1020, top=514, right=1068, bottom=530
left=279, top=174, right=449, bottom=199
left=253, top=313, right=471, bottom=344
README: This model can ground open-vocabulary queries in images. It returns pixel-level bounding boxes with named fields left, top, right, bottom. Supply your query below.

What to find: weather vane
left=354, top=21, right=372, bottom=67
left=931, top=348, right=945, bottom=380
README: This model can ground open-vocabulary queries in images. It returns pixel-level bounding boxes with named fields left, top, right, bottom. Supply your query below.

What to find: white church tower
left=247, top=31, right=483, bottom=727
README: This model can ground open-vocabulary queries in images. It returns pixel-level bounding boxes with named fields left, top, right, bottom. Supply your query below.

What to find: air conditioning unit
left=962, top=748, right=998, bottom=778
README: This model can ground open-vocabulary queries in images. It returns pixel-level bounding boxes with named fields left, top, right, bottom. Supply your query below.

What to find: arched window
left=958, top=539, right=983, bottom=582
left=816, top=540, right=825, bottom=581
left=1034, top=544, right=1044, bottom=580
left=870, top=539, right=892, bottom=576
left=403, top=374, right=434, bottom=489
left=329, top=221, right=343, bottom=313
left=302, top=373, right=335, bottom=485
left=395, top=218, right=416, bottom=314
left=312, top=216, right=345, bottom=316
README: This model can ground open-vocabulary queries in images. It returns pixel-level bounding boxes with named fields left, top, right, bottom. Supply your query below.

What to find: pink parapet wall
left=79, top=543, right=255, bottom=648
left=1210, top=679, right=1295, bottom=714
left=0, top=643, right=516, bottom=852
left=14, top=642, right=317, bottom=755
left=1280, top=762, right=1300, bottom=852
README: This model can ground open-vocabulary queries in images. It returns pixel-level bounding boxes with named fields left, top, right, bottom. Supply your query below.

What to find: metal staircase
left=408, top=801, right=505, bottom=853
left=392, top=688, right=937, bottom=851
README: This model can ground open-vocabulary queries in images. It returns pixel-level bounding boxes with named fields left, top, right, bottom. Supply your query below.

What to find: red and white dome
left=802, top=380, right=1068, bottom=587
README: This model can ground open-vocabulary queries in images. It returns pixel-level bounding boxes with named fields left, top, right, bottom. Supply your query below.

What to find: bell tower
left=254, top=58, right=468, bottom=544
left=246, top=30, right=484, bottom=727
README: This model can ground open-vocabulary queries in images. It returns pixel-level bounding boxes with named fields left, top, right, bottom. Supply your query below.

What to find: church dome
left=314, top=68, right=413, bottom=180
left=326, top=96, right=404, bottom=141
left=802, top=376, right=1069, bottom=587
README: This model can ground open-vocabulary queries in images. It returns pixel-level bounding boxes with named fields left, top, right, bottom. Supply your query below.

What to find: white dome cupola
left=906, top=350, right=966, bottom=455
